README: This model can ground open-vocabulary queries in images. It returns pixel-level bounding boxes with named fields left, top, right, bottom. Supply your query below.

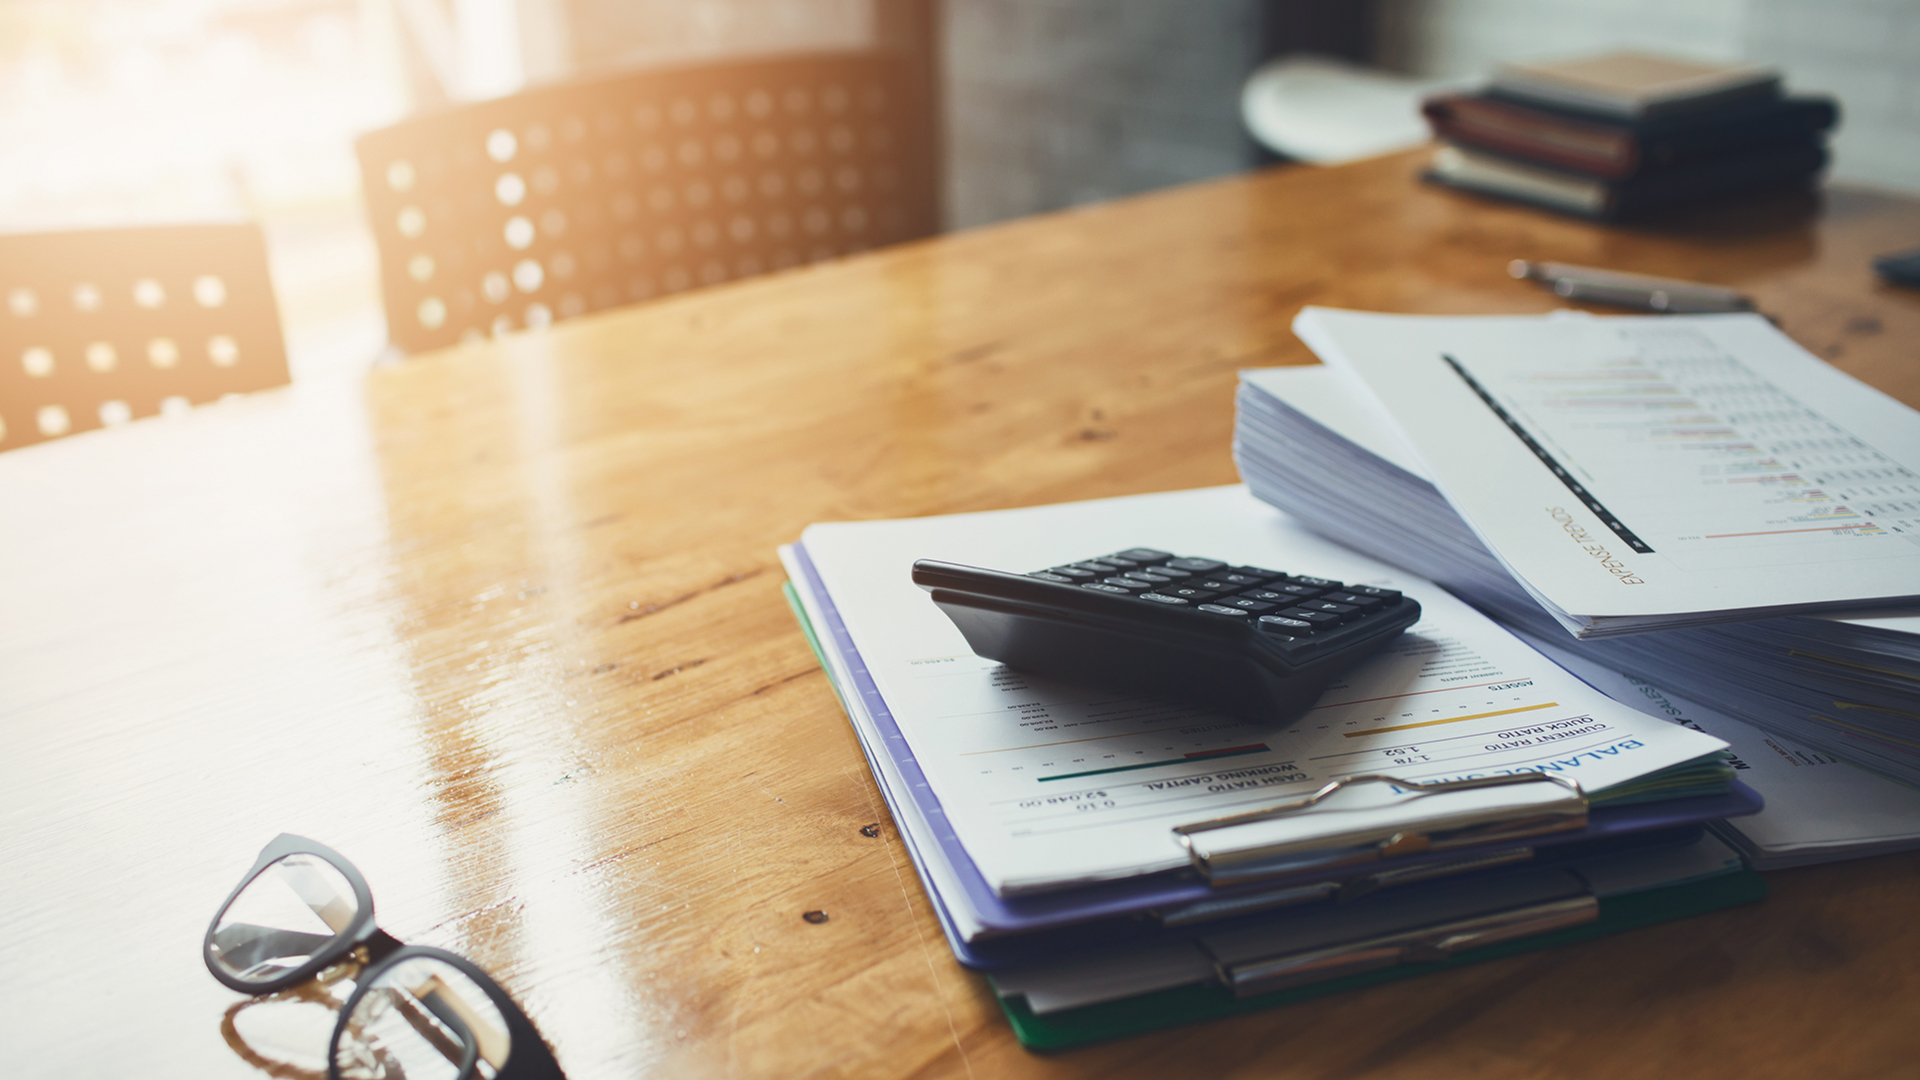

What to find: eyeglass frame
left=203, top=832, right=564, bottom=1080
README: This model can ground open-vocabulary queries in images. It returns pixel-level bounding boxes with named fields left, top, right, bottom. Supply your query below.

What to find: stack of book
left=1420, top=52, right=1838, bottom=220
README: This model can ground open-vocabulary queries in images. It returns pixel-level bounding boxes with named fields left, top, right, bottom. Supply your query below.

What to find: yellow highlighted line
left=1835, top=700, right=1920, bottom=721
left=1703, top=523, right=1874, bottom=539
left=1344, top=701, right=1561, bottom=738
left=1789, top=649, right=1920, bottom=686
left=1810, top=711, right=1920, bottom=751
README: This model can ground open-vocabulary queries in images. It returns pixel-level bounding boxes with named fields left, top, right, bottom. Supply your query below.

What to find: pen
left=1509, top=259, right=1757, bottom=314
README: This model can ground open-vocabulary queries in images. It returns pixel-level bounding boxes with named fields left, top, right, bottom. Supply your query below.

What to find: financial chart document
left=801, top=488, right=1727, bottom=894
left=1301, top=309, right=1920, bottom=627
left=1526, top=634, right=1920, bottom=867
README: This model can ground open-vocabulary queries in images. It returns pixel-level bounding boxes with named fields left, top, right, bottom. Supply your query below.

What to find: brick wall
left=942, top=0, right=1267, bottom=228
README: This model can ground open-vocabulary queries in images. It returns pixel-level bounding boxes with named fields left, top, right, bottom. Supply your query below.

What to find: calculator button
left=1123, top=571, right=1175, bottom=584
left=1048, top=566, right=1097, bottom=578
left=1258, top=615, right=1315, bottom=633
left=1072, top=561, right=1122, bottom=574
left=1300, top=600, right=1358, bottom=616
left=1267, top=583, right=1325, bottom=600
left=1164, top=586, right=1220, bottom=601
left=1229, top=566, right=1285, bottom=580
left=1028, top=571, right=1075, bottom=583
left=1218, top=572, right=1267, bottom=587
left=1347, top=585, right=1401, bottom=601
left=1287, top=575, right=1344, bottom=590
left=1195, top=604, right=1251, bottom=617
left=1324, top=592, right=1384, bottom=609
left=1139, top=593, right=1188, bottom=605
left=1100, top=556, right=1142, bottom=569
left=1111, top=548, right=1173, bottom=563
left=1190, top=579, right=1238, bottom=593
left=1165, top=557, right=1227, bottom=572
left=1147, top=565, right=1193, bottom=579
left=1223, top=598, right=1277, bottom=613
left=1101, top=577, right=1153, bottom=591
left=1280, top=608, right=1341, bottom=625
left=1240, top=589, right=1287, bottom=603
left=1082, top=583, right=1133, bottom=594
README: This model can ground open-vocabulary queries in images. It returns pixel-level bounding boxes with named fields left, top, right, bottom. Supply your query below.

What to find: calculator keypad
left=1031, top=548, right=1401, bottom=642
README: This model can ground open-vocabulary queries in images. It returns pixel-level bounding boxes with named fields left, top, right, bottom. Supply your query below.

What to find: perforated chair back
left=0, top=224, right=290, bottom=453
left=356, top=51, right=939, bottom=353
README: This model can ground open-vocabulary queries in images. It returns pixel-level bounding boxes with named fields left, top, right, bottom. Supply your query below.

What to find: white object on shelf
left=1240, top=55, right=1460, bottom=165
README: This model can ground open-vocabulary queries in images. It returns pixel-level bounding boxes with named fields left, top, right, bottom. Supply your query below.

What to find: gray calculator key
left=1166, top=557, right=1227, bottom=572
left=1196, top=604, right=1251, bottom=617
left=1325, top=592, right=1384, bottom=609
left=1301, top=600, right=1358, bottom=616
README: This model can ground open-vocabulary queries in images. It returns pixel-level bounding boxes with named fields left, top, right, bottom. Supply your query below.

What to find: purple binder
left=789, top=542, right=1763, bottom=969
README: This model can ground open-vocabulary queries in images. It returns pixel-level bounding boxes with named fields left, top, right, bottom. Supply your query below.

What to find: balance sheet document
left=1297, top=308, right=1920, bottom=636
left=799, top=487, right=1726, bottom=895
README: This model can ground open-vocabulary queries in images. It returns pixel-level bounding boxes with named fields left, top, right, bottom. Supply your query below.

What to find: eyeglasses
left=204, top=834, right=565, bottom=1080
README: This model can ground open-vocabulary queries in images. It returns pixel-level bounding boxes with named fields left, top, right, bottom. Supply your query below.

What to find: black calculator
left=912, top=548, right=1420, bottom=722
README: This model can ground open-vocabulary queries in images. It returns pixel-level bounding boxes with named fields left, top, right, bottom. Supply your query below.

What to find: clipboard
left=782, top=547, right=1762, bottom=958
left=1171, top=772, right=1589, bottom=886
left=991, top=867, right=1768, bottom=1051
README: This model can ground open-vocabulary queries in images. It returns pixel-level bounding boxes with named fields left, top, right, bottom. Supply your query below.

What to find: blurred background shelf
left=3, top=0, right=1913, bottom=386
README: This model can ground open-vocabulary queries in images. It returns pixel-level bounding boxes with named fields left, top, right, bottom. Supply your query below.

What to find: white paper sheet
left=801, top=486, right=1727, bottom=895
left=1525, top=635, right=1920, bottom=868
left=1295, top=308, right=1920, bottom=635
left=1239, top=362, right=1920, bottom=853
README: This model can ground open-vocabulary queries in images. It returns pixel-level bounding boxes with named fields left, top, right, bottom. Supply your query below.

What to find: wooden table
left=5, top=150, right=1919, bottom=1079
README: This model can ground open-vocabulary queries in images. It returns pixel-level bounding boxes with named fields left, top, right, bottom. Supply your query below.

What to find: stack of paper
left=782, top=486, right=1766, bottom=1047
left=1232, top=310, right=1920, bottom=863
left=1294, top=308, right=1920, bottom=637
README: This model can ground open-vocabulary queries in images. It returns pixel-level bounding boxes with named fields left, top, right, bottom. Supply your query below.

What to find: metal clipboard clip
left=1211, top=889, right=1602, bottom=998
left=1172, top=773, right=1590, bottom=887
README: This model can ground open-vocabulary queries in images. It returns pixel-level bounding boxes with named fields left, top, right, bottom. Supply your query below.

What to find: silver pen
left=1509, top=259, right=1756, bottom=314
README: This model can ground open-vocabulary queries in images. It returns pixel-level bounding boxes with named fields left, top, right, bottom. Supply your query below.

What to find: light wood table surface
left=4, top=151, right=1919, bottom=1079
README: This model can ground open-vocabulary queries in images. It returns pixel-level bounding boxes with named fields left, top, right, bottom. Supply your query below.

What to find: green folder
left=993, top=868, right=1766, bottom=1052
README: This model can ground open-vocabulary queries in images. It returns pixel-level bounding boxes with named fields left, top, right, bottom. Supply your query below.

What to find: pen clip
left=1171, top=772, right=1589, bottom=887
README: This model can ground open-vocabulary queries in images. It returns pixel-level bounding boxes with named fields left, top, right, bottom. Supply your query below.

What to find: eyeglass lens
left=333, top=956, right=512, bottom=1080
left=209, top=853, right=360, bottom=985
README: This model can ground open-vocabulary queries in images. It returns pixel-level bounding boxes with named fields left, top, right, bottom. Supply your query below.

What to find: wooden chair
left=0, top=224, right=290, bottom=453
left=355, top=50, right=942, bottom=354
